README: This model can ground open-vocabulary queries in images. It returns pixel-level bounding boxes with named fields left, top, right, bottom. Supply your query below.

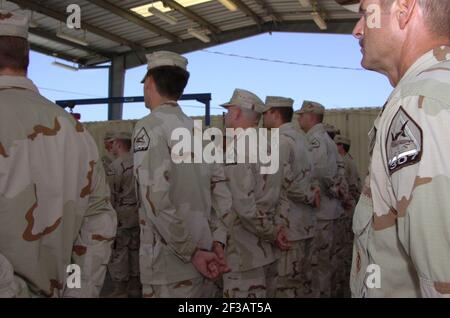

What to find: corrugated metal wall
left=84, top=107, right=381, bottom=178
left=323, top=108, right=380, bottom=177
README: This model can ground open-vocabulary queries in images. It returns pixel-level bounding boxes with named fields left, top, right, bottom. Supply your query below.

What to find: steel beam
left=87, top=0, right=181, bottom=43
left=9, top=0, right=143, bottom=49
left=161, top=0, right=221, bottom=34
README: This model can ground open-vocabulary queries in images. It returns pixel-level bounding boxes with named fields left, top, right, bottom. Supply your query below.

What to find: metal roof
left=3, top=0, right=360, bottom=69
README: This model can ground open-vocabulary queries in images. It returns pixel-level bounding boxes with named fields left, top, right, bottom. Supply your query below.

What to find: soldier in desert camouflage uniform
left=348, top=0, right=450, bottom=297
left=134, top=51, right=229, bottom=298
left=296, top=101, right=351, bottom=298
left=262, top=96, right=321, bottom=298
left=324, top=123, right=340, bottom=141
left=220, top=89, right=287, bottom=298
left=0, top=10, right=116, bottom=298
left=334, top=134, right=361, bottom=297
left=102, top=131, right=115, bottom=173
left=105, top=132, right=141, bottom=298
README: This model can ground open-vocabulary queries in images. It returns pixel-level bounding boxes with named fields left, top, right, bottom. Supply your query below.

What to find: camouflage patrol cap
left=324, top=123, right=337, bottom=134
left=141, top=51, right=188, bottom=83
left=112, top=131, right=132, bottom=140
left=104, top=131, right=115, bottom=141
left=263, top=96, right=294, bottom=112
left=335, top=134, right=351, bottom=146
left=220, top=89, right=266, bottom=114
left=0, top=10, right=29, bottom=39
left=295, top=100, right=325, bottom=115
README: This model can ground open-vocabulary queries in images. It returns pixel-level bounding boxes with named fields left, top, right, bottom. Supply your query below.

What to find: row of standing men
left=0, top=10, right=362, bottom=298
left=101, top=60, right=361, bottom=298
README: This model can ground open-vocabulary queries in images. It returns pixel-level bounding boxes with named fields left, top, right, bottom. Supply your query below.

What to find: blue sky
left=28, top=31, right=393, bottom=122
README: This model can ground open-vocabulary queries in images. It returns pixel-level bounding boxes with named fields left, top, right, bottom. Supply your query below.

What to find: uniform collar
left=279, top=122, right=293, bottom=132
left=390, top=46, right=450, bottom=99
left=0, top=75, right=39, bottom=93
left=307, top=123, right=325, bottom=137
left=151, top=101, right=180, bottom=113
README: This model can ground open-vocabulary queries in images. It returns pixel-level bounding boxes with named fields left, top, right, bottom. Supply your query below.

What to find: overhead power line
left=201, top=50, right=365, bottom=71
left=38, top=87, right=103, bottom=98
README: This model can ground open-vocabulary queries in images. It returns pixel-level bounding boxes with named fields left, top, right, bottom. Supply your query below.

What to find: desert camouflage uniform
left=103, top=154, right=116, bottom=192
left=0, top=76, right=117, bottom=297
left=108, top=153, right=140, bottom=284
left=102, top=153, right=115, bottom=174
left=207, top=161, right=234, bottom=298
left=101, top=132, right=115, bottom=180
left=306, top=123, right=347, bottom=297
left=337, top=151, right=361, bottom=297
left=133, top=102, right=229, bottom=298
left=222, top=130, right=282, bottom=298
left=275, top=122, right=318, bottom=298
left=351, top=46, right=450, bottom=298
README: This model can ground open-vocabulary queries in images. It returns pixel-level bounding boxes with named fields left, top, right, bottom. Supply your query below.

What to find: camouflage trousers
left=275, top=238, right=316, bottom=298
left=331, top=216, right=348, bottom=298
left=311, top=219, right=338, bottom=298
left=142, top=277, right=216, bottom=298
left=223, top=261, right=278, bottom=298
left=108, top=226, right=140, bottom=282
left=342, top=217, right=354, bottom=298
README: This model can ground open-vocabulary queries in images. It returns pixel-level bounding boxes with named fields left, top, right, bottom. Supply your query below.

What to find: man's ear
left=395, top=0, right=417, bottom=30
left=233, top=107, right=241, bottom=121
left=144, top=75, right=156, bottom=92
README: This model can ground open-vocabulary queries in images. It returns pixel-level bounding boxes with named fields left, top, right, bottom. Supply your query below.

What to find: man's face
left=297, top=113, right=309, bottom=131
left=262, top=109, right=275, bottom=128
left=143, top=76, right=153, bottom=109
left=104, top=140, right=113, bottom=153
left=143, top=78, right=150, bottom=108
left=111, top=140, right=120, bottom=156
left=336, top=143, right=346, bottom=155
left=353, top=0, right=398, bottom=73
left=224, top=106, right=238, bottom=128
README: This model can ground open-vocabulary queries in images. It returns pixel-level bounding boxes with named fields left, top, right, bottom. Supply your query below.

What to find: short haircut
left=271, top=107, right=294, bottom=124
left=382, top=0, right=450, bottom=38
left=0, top=36, right=29, bottom=71
left=327, top=131, right=336, bottom=140
left=338, top=142, right=351, bottom=153
left=146, top=66, right=190, bottom=100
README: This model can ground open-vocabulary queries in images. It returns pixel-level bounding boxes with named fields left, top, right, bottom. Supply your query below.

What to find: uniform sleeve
left=387, top=96, right=450, bottom=298
left=134, top=126, right=197, bottom=263
left=64, top=160, right=117, bottom=298
left=282, top=139, right=316, bottom=206
left=209, top=163, right=233, bottom=245
left=311, top=138, right=339, bottom=197
left=332, top=156, right=350, bottom=203
left=116, top=160, right=137, bottom=207
left=347, top=158, right=362, bottom=202
left=227, top=162, right=278, bottom=242
left=109, top=162, right=118, bottom=207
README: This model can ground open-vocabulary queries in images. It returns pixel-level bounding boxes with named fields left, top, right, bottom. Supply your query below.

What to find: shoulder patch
left=134, top=127, right=150, bottom=153
left=310, top=137, right=320, bottom=149
left=386, top=106, right=422, bottom=174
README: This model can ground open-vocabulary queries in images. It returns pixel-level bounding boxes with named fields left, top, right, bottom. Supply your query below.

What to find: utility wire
left=201, top=50, right=365, bottom=71
left=38, top=87, right=103, bottom=98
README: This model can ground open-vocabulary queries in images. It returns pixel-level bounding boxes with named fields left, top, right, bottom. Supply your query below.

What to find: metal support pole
left=205, top=99, right=211, bottom=126
left=108, top=56, right=125, bottom=120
